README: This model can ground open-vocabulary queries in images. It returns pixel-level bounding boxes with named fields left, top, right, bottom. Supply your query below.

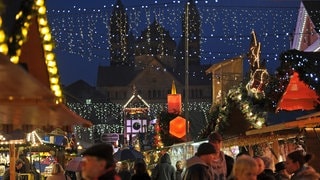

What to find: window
left=86, top=99, right=92, bottom=104
left=153, top=90, right=156, bottom=98
left=148, top=90, right=152, bottom=98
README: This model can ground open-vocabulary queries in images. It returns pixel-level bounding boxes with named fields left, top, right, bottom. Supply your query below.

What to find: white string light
left=47, top=3, right=299, bottom=69
left=71, top=101, right=211, bottom=141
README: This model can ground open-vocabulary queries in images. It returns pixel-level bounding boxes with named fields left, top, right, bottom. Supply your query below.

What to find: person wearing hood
left=151, top=153, right=176, bottom=180
left=183, top=142, right=217, bottom=180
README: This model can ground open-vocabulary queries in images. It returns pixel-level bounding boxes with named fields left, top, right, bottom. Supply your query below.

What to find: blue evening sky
left=46, top=0, right=301, bottom=86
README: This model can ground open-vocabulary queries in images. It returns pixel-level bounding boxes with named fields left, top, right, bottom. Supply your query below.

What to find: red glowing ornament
left=169, top=116, right=186, bottom=138
left=155, top=124, right=160, bottom=132
left=167, top=81, right=182, bottom=114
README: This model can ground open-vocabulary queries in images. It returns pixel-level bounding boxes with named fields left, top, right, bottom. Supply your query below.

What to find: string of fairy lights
left=44, top=1, right=303, bottom=142
left=70, top=101, right=211, bottom=141
left=46, top=2, right=300, bottom=69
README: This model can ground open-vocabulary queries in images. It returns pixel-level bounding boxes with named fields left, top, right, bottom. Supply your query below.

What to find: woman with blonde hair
left=228, top=155, right=258, bottom=180
left=118, top=161, right=131, bottom=180
left=47, top=163, right=71, bottom=180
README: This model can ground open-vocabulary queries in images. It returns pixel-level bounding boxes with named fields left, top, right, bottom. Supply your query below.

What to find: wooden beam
left=246, top=118, right=320, bottom=136
left=9, top=144, right=15, bottom=180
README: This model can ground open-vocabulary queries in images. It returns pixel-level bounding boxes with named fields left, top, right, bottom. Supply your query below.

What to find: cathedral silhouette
left=97, top=0, right=211, bottom=104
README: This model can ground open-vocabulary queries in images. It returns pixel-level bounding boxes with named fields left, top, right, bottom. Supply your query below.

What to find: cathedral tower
left=135, top=20, right=176, bottom=57
left=109, top=0, right=133, bottom=66
left=177, top=0, right=201, bottom=65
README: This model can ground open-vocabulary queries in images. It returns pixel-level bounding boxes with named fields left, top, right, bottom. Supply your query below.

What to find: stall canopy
left=0, top=54, right=92, bottom=133
left=277, top=72, right=320, bottom=111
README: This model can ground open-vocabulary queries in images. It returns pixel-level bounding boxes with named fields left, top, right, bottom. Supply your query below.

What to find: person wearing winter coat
left=208, top=132, right=234, bottom=179
left=175, top=160, right=184, bottom=180
left=228, top=155, right=258, bottom=180
left=131, top=159, right=151, bottom=180
left=151, top=153, right=176, bottom=180
left=285, top=150, right=320, bottom=180
left=183, top=142, right=217, bottom=180
left=3, top=159, right=24, bottom=180
left=46, top=163, right=71, bottom=180
left=273, top=161, right=290, bottom=180
left=118, top=162, right=131, bottom=180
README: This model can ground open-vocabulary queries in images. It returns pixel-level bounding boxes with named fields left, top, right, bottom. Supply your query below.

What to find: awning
left=0, top=103, right=92, bottom=128
left=0, top=54, right=92, bottom=131
left=277, top=72, right=319, bottom=111
left=246, top=117, right=320, bottom=136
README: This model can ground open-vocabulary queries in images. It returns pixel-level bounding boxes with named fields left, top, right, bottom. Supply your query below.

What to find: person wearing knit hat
left=208, top=132, right=234, bottom=179
left=196, top=142, right=217, bottom=156
left=80, top=143, right=120, bottom=180
left=183, top=143, right=216, bottom=180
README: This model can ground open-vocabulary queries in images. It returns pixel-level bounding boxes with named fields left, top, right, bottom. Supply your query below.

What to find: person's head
left=285, top=150, right=312, bottom=174
left=275, top=161, right=285, bottom=172
left=134, top=160, right=147, bottom=175
left=196, top=142, right=217, bottom=165
left=19, top=154, right=26, bottom=159
left=51, top=163, right=64, bottom=175
left=208, top=132, right=223, bottom=152
left=232, top=155, right=258, bottom=180
left=160, top=153, right=171, bottom=164
left=120, top=161, right=129, bottom=171
left=81, top=143, right=115, bottom=179
left=261, top=156, right=273, bottom=170
left=254, top=156, right=265, bottom=174
left=275, top=161, right=290, bottom=178
left=175, top=160, right=183, bottom=171
left=15, top=159, right=24, bottom=170
left=236, top=151, right=250, bottom=159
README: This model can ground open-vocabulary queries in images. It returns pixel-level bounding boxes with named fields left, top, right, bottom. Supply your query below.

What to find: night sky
left=46, top=0, right=301, bottom=86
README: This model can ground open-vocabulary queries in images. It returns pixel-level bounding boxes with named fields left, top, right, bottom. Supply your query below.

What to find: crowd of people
left=73, top=132, right=320, bottom=180
left=3, top=132, right=319, bottom=180
left=2, top=153, right=41, bottom=180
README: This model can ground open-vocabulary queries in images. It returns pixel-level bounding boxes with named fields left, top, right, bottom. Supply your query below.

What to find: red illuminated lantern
left=167, top=81, right=182, bottom=114
left=169, top=116, right=186, bottom=138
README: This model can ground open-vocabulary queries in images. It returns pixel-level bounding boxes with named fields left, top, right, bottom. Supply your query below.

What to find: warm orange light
left=167, top=80, right=182, bottom=114
left=277, top=72, right=319, bottom=111
left=167, top=94, right=182, bottom=114
left=169, top=116, right=186, bottom=138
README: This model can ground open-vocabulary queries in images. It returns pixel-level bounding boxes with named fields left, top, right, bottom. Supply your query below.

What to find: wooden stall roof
left=223, top=130, right=299, bottom=148
left=246, top=117, right=320, bottom=136
left=277, top=72, right=319, bottom=111
left=222, top=111, right=320, bottom=147
left=0, top=54, right=92, bottom=130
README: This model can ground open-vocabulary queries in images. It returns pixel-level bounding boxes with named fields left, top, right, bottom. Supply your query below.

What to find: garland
left=198, top=83, right=268, bottom=139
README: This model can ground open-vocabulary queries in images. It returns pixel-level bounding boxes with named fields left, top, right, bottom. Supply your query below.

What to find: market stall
left=220, top=115, right=320, bottom=172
